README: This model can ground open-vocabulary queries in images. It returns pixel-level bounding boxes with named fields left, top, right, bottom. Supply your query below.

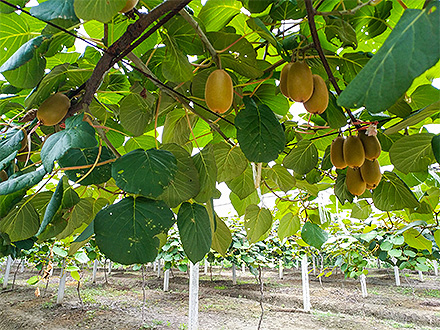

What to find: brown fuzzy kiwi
left=119, top=0, right=138, bottom=13
left=360, top=159, right=382, bottom=189
left=330, top=136, right=346, bottom=169
left=286, top=61, right=314, bottom=102
left=346, top=167, right=366, bottom=196
left=279, top=63, right=292, bottom=98
left=343, top=135, right=365, bottom=168
left=359, top=130, right=381, bottom=160
left=19, top=127, right=27, bottom=152
left=304, top=75, right=329, bottom=114
left=37, top=93, right=70, bottom=126
left=205, top=69, right=234, bottom=114
left=0, top=170, right=8, bottom=182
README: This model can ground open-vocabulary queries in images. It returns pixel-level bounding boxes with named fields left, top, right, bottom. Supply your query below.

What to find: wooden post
left=163, top=269, right=170, bottom=291
left=232, top=264, right=237, bottom=285
left=433, top=260, right=438, bottom=276
left=279, top=259, right=284, bottom=279
left=394, top=266, right=400, bottom=286
left=57, top=260, right=67, bottom=304
left=188, top=262, right=199, bottom=330
left=2, top=256, right=13, bottom=289
left=92, top=259, right=98, bottom=283
left=360, top=274, right=367, bottom=298
left=301, top=255, right=311, bottom=312
left=418, top=270, right=424, bottom=281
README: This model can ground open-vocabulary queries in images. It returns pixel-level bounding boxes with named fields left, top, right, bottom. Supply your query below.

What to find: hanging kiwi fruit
left=304, top=74, right=329, bottom=114
left=359, top=130, right=381, bottom=160
left=0, top=170, right=8, bottom=182
left=37, top=93, right=70, bottom=126
left=205, top=69, right=234, bottom=114
left=286, top=61, right=314, bottom=102
left=279, top=63, right=292, bottom=98
left=343, top=135, right=365, bottom=168
left=346, top=167, right=366, bottom=196
left=119, top=0, right=139, bottom=13
left=330, top=136, right=346, bottom=169
left=360, top=159, right=382, bottom=189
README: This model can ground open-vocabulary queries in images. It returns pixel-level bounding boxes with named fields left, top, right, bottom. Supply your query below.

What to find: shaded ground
left=0, top=263, right=439, bottom=330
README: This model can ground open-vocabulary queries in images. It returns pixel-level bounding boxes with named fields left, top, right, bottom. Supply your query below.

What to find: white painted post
left=279, top=259, right=284, bottom=279
left=242, top=263, right=246, bottom=273
left=157, top=259, right=161, bottom=278
left=57, top=260, right=67, bottom=304
left=107, top=261, right=112, bottom=274
left=92, top=260, right=98, bottom=283
left=295, top=259, right=299, bottom=270
left=433, top=260, right=438, bottom=276
left=232, top=264, right=237, bottom=285
left=418, top=270, right=424, bottom=281
left=301, top=255, right=311, bottom=312
left=312, top=255, right=316, bottom=275
left=394, top=266, right=401, bottom=286
left=204, top=258, right=208, bottom=276
left=20, top=259, right=25, bottom=273
left=153, top=260, right=157, bottom=272
left=188, top=262, right=199, bottom=330
left=360, top=274, right=367, bottom=298
left=377, top=259, right=381, bottom=269
left=2, top=256, right=13, bottom=289
left=163, top=269, right=170, bottom=291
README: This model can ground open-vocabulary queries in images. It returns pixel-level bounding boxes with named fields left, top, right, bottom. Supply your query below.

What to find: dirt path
left=0, top=266, right=439, bottom=330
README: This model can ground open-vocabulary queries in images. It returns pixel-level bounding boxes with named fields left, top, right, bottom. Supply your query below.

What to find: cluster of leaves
left=0, top=0, right=439, bottom=269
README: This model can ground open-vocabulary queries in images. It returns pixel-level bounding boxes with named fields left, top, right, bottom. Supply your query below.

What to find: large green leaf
left=270, top=0, right=304, bottom=21
left=242, top=0, right=273, bottom=13
left=253, top=83, right=289, bottom=116
left=226, top=165, right=255, bottom=200
left=283, top=140, right=318, bottom=175
left=351, top=200, right=372, bottom=220
left=73, top=0, right=126, bottom=23
left=278, top=213, right=300, bottom=241
left=334, top=172, right=354, bottom=205
left=230, top=190, right=259, bottom=217
left=244, top=205, right=272, bottom=244
left=0, top=189, right=26, bottom=218
left=0, top=0, right=27, bottom=14
left=389, top=133, right=435, bottom=174
left=301, top=221, right=328, bottom=249
left=434, top=229, right=440, bottom=248
left=162, top=35, right=193, bottom=83
left=111, top=148, right=177, bottom=198
left=320, top=94, right=347, bottom=129
left=40, top=114, right=98, bottom=172
left=0, top=168, right=46, bottom=196
left=36, top=177, right=64, bottom=236
left=118, top=92, right=154, bottom=137
left=0, top=127, right=24, bottom=163
left=431, top=134, right=440, bottom=164
left=193, top=144, right=217, bottom=203
left=94, top=197, right=175, bottom=265
left=164, top=15, right=204, bottom=55
left=158, top=143, right=200, bottom=208
left=210, top=215, right=232, bottom=256
left=30, top=0, right=78, bottom=22
left=213, top=142, right=248, bottom=182
left=267, top=164, right=296, bottom=193
left=372, top=171, right=420, bottom=211
left=236, top=97, right=285, bottom=163
left=338, top=8, right=440, bottom=113
left=198, top=0, right=241, bottom=32
left=57, top=198, right=94, bottom=239
left=58, top=146, right=115, bottom=186
left=403, top=228, right=432, bottom=253
left=0, top=198, right=40, bottom=242
left=0, top=36, right=44, bottom=73
left=162, top=109, right=197, bottom=145
left=177, top=202, right=212, bottom=263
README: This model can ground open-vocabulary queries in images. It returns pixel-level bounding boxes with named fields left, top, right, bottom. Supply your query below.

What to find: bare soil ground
left=0, top=263, right=439, bottom=330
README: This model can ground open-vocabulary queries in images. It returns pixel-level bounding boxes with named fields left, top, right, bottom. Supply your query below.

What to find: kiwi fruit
left=330, top=136, right=346, bottom=169
left=279, top=63, right=292, bottom=98
left=119, top=0, right=138, bottom=13
left=359, top=130, right=381, bottom=161
left=304, top=74, right=329, bottom=114
left=343, top=135, right=365, bottom=168
left=37, top=93, right=70, bottom=126
left=0, top=170, right=8, bottom=182
left=346, top=167, right=366, bottom=196
left=360, top=159, right=382, bottom=189
left=205, top=69, right=234, bottom=114
left=19, top=127, right=27, bottom=152
left=286, top=61, right=314, bottom=102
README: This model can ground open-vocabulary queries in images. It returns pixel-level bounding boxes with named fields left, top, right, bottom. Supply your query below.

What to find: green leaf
left=320, top=94, right=347, bottom=129
left=111, top=148, right=177, bottom=198
left=372, top=171, right=420, bottom=211
left=119, top=92, right=154, bottom=137
left=193, top=144, right=217, bottom=203
left=230, top=190, right=259, bottom=217
left=301, top=222, right=328, bottom=249
left=124, top=135, right=157, bottom=153
left=164, top=15, right=204, bottom=55
left=162, top=35, right=193, bottom=83
left=434, top=229, right=440, bottom=248
left=410, top=84, right=440, bottom=109
left=0, top=168, right=46, bottom=196
left=244, top=205, right=272, bottom=244
left=283, top=140, right=318, bottom=175
left=177, top=202, right=212, bottom=263
left=389, top=133, right=435, bottom=174
left=61, top=176, right=80, bottom=209
left=432, top=134, right=440, bottom=164
left=403, top=228, right=432, bottom=253
left=267, top=164, right=296, bottom=193
left=94, top=197, right=175, bottom=265
left=246, top=18, right=278, bottom=47
left=324, top=16, right=357, bottom=48
left=73, top=0, right=126, bottom=23
left=253, top=83, right=289, bottom=116
left=0, top=36, right=45, bottom=73
left=0, top=198, right=40, bottom=242
left=162, top=109, right=197, bottom=145
left=350, top=200, right=372, bottom=220
left=30, top=0, right=78, bottom=22
left=334, top=172, right=354, bottom=205
left=210, top=216, right=232, bottom=256
left=0, top=0, right=26, bottom=14
left=58, top=147, right=115, bottom=186
left=0, top=189, right=26, bottom=218
left=242, top=0, right=273, bottom=13
left=198, top=0, right=241, bottom=32
left=236, top=97, right=285, bottom=163
left=36, top=177, right=63, bottom=236
left=226, top=165, right=255, bottom=200
left=213, top=142, right=248, bottom=182
left=40, top=114, right=97, bottom=172
left=0, top=127, right=24, bottom=163
left=158, top=143, right=200, bottom=208
left=270, top=0, right=304, bottom=20
left=338, top=8, right=440, bottom=113
left=57, top=198, right=94, bottom=239
left=278, top=213, right=300, bottom=241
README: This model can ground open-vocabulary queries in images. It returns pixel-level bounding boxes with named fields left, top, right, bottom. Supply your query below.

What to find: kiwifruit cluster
left=37, top=92, right=70, bottom=126
left=330, top=130, right=382, bottom=196
left=205, top=69, right=234, bottom=114
left=280, top=61, right=329, bottom=114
